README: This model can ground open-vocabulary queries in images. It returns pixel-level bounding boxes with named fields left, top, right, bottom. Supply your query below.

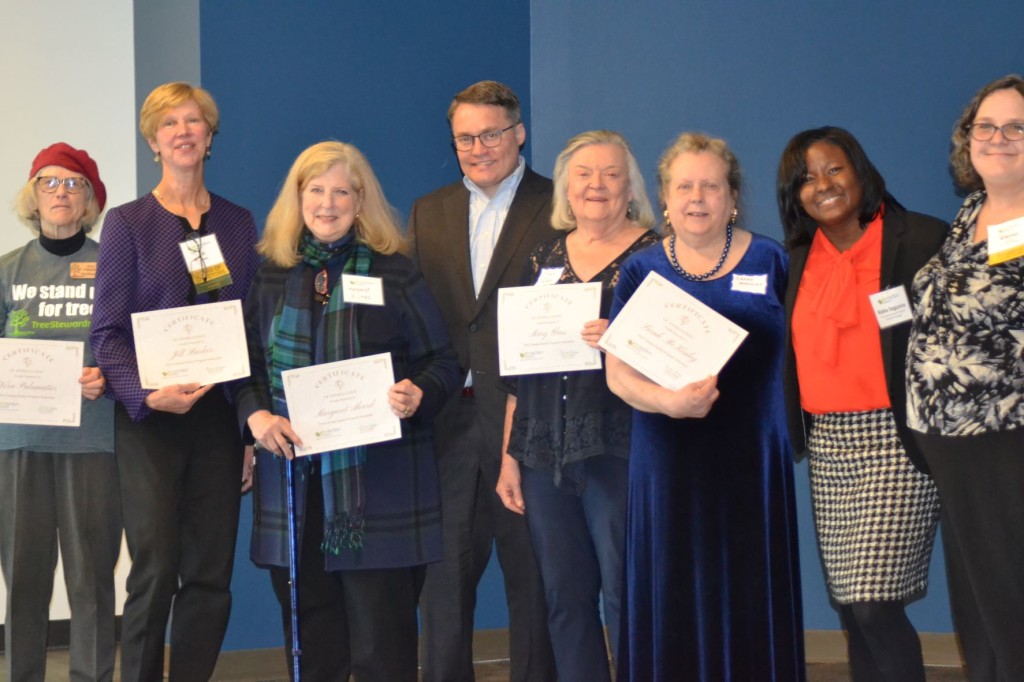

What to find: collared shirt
left=465, top=156, right=526, bottom=297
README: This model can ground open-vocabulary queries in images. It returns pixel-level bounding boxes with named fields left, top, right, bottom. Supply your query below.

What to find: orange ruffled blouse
left=791, top=214, right=891, bottom=414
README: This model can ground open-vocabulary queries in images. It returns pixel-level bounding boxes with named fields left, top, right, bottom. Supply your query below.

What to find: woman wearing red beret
left=0, top=142, right=121, bottom=681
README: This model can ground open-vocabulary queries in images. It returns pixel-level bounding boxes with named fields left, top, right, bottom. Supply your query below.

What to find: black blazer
left=408, top=167, right=557, bottom=449
left=782, top=204, right=948, bottom=472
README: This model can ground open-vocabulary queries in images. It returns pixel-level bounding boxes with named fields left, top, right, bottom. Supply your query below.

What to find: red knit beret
left=29, top=142, right=107, bottom=212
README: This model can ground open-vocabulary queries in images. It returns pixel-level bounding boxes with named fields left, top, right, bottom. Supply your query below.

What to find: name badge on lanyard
left=178, top=232, right=233, bottom=294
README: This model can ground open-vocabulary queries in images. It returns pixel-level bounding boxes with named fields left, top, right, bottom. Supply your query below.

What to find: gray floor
left=0, top=649, right=969, bottom=681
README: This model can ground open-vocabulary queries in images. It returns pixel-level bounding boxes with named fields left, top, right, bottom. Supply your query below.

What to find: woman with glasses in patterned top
left=906, top=74, right=1024, bottom=680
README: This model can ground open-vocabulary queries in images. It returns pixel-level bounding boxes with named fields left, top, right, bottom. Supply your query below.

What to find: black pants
left=269, top=472, right=424, bottom=682
left=913, top=429, right=1024, bottom=682
left=115, top=390, right=243, bottom=682
left=418, top=393, right=556, bottom=682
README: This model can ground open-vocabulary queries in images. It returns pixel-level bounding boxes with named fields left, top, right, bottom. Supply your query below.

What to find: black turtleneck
left=39, top=228, right=87, bottom=257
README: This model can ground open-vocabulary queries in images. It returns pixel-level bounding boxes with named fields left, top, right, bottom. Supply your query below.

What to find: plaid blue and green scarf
left=267, top=230, right=373, bottom=553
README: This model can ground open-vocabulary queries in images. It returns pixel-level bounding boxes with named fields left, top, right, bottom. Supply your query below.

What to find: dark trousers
left=914, top=429, right=1024, bottom=682
left=0, top=450, right=122, bottom=682
left=268, top=475, right=424, bottom=682
left=520, top=456, right=627, bottom=682
left=115, top=391, right=242, bottom=682
left=419, top=393, right=556, bottom=682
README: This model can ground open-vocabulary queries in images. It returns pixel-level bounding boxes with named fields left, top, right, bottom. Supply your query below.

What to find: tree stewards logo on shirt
left=7, top=280, right=97, bottom=337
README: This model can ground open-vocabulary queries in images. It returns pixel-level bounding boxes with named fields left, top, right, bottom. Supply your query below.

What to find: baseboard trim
left=209, top=628, right=964, bottom=679
left=0, top=618, right=123, bottom=654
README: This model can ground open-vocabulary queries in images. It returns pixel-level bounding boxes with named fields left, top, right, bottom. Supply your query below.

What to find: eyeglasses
left=966, top=122, right=1024, bottom=142
left=36, top=176, right=89, bottom=194
left=452, top=124, right=518, bottom=152
left=183, top=231, right=208, bottom=282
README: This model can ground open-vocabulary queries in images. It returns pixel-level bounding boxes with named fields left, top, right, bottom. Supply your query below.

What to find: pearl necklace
left=668, top=222, right=733, bottom=282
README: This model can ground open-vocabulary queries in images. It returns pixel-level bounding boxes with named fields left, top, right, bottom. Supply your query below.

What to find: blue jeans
left=520, top=455, right=628, bottom=682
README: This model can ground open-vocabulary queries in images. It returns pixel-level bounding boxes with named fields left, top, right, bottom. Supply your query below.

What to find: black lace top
left=505, top=229, right=660, bottom=492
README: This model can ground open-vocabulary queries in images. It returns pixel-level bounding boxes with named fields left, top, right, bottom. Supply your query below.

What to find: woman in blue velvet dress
left=606, top=132, right=805, bottom=681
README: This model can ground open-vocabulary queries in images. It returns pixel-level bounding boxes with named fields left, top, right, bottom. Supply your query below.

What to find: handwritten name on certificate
left=498, top=282, right=602, bottom=376
left=599, top=271, right=748, bottom=390
left=282, top=353, right=401, bottom=456
left=0, top=338, right=83, bottom=426
left=132, top=300, right=250, bottom=389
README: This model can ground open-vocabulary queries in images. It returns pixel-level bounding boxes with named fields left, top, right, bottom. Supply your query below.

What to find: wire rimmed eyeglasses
left=966, top=122, right=1024, bottom=142
left=452, top=124, right=518, bottom=152
left=36, top=176, right=89, bottom=194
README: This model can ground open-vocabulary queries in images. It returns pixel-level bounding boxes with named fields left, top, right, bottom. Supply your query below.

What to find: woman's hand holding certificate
left=599, top=271, right=747, bottom=390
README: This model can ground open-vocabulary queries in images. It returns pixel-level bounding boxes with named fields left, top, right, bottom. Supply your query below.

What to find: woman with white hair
left=495, top=130, right=658, bottom=682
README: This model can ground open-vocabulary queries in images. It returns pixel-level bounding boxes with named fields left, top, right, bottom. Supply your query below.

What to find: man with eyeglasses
left=409, top=80, right=557, bottom=682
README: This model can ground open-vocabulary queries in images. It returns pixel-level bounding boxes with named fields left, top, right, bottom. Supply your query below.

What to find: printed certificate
left=0, top=338, right=83, bottom=426
left=132, top=300, right=250, bottom=389
left=599, top=271, right=748, bottom=390
left=498, top=282, right=602, bottom=376
left=282, top=352, right=401, bottom=456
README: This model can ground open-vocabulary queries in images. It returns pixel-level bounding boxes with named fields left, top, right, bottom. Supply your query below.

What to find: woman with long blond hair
left=236, top=141, right=460, bottom=681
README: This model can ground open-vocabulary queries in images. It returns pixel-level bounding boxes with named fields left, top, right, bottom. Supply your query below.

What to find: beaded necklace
left=668, top=222, right=733, bottom=282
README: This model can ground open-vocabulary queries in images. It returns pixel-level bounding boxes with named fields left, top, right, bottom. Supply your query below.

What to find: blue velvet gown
left=612, top=235, right=805, bottom=681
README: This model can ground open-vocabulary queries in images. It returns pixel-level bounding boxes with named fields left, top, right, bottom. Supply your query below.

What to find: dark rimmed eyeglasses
left=966, top=122, right=1024, bottom=142
left=452, top=124, right=518, bottom=152
left=183, top=231, right=208, bottom=282
left=36, top=176, right=89, bottom=194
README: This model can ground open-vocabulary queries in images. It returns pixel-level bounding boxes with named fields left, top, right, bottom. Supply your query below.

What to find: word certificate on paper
left=599, top=271, right=747, bottom=390
left=0, top=338, right=83, bottom=426
left=282, top=352, right=401, bottom=456
left=132, top=300, right=249, bottom=389
left=498, top=282, right=602, bottom=376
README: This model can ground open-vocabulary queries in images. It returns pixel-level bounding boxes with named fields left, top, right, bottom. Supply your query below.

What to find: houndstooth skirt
left=807, top=409, right=940, bottom=604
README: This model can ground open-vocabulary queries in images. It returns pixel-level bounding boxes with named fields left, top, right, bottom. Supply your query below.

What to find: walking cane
left=286, top=456, right=302, bottom=681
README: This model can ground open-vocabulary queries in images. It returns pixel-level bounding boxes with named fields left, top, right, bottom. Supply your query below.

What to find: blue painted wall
left=200, top=0, right=533, bottom=650
left=199, top=0, right=1024, bottom=650
left=529, top=0, right=1024, bottom=633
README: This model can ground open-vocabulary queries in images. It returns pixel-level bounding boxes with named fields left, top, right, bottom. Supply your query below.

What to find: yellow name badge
left=988, top=215, right=1024, bottom=265
left=178, top=233, right=234, bottom=294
